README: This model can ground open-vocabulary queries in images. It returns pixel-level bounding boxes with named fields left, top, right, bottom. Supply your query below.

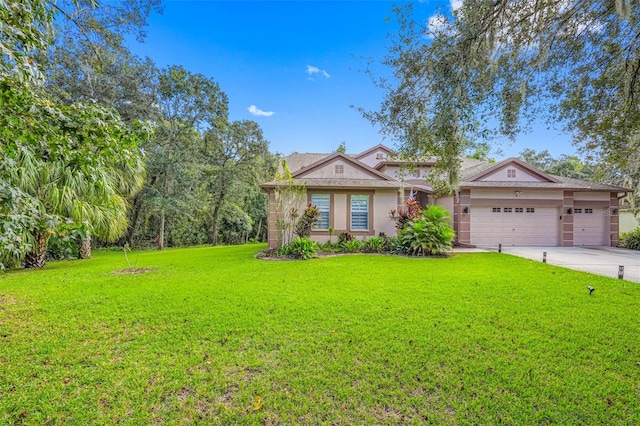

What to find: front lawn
left=1, top=245, right=639, bottom=424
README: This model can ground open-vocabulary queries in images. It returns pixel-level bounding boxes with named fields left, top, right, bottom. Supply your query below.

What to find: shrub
left=289, top=237, right=319, bottom=260
left=379, top=232, right=399, bottom=252
left=337, top=232, right=353, bottom=244
left=341, top=238, right=362, bottom=253
left=390, top=197, right=423, bottom=229
left=318, top=241, right=340, bottom=253
left=276, top=243, right=293, bottom=257
left=398, top=205, right=455, bottom=256
left=361, top=236, right=385, bottom=253
left=47, top=223, right=84, bottom=260
left=294, top=203, right=320, bottom=238
left=620, top=227, right=640, bottom=250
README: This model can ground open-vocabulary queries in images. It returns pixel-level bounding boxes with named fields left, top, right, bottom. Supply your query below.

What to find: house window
left=350, top=195, right=369, bottom=230
left=504, top=208, right=513, bottom=213
left=311, top=194, right=330, bottom=229
left=335, top=165, right=344, bottom=174
left=574, top=208, right=582, bottom=213
left=515, top=207, right=524, bottom=213
left=507, top=169, right=517, bottom=178
left=526, top=207, right=535, bottom=213
left=585, top=208, right=593, bottom=214
left=492, top=207, right=501, bottom=213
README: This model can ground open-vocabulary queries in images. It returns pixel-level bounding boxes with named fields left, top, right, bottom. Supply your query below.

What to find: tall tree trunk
left=211, top=190, right=226, bottom=246
left=77, top=232, right=92, bottom=259
left=211, top=204, right=221, bottom=246
left=158, top=210, right=165, bottom=250
left=122, top=193, right=143, bottom=246
left=24, top=231, right=48, bottom=269
left=256, top=217, right=263, bottom=242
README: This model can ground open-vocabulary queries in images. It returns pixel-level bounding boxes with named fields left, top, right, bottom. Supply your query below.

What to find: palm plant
left=398, top=205, right=455, bottom=256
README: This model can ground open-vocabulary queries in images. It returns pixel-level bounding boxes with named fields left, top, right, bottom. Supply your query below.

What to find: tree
left=1, top=0, right=155, bottom=268
left=0, top=79, right=147, bottom=268
left=519, top=149, right=595, bottom=180
left=203, top=120, right=273, bottom=246
left=368, top=1, right=640, bottom=195
left=132, top=65, right=228, bottom=250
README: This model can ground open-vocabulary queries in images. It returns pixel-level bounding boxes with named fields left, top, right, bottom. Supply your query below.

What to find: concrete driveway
left=483, top=246, right=640, bottom=282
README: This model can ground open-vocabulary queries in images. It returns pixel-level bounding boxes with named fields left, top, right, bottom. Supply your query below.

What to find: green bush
left=318, top=241, right=340, bottom=253
left=398, top=205, right=455, bottom=256
left=276, top=243, right=293, bottom=257
left=341, top=238, right=362, bottom=253
left=361, top=236, right=385, bottom=253
left=378, top=232, right=399, bottom=252
left=294, top=203, right=320, bottom=238
left=337, top=232, right=353, bottom=244
left=620, top=227, right=640, bottom=250
left=289, top=237, right=319, bottom=260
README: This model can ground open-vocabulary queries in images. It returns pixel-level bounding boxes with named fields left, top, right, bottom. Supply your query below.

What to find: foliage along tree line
left=1, top=0, right=277, bottom=271
left=365, top=0, right=640, bottom=208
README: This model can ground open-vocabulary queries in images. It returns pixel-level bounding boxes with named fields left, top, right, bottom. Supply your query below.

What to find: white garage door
left=471, top=206, right=559, bottom=246
left=573, top=208, right=606, bottom=246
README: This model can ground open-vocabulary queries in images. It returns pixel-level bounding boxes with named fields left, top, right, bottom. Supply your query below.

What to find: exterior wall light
left=463, top=207, right=469, bottom=214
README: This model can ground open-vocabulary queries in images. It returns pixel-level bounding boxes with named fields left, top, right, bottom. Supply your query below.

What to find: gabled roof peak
left=354, top=143, right=395, bottom=159
left=291, top=152, right=395, bottom=181
left=466, top=157, right=562, bottom=183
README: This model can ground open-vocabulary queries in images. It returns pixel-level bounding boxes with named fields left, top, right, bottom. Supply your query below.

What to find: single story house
left=260, top=144, right=628, bottom=248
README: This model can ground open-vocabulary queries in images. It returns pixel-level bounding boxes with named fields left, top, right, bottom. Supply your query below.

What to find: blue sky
left=127, top=0, right=576, bottom=159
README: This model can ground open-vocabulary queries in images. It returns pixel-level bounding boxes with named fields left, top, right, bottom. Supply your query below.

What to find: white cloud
left=306, top=65, right=330, bottom=79
left=450, top=0, right=463, bottom=12
left=248, top=105, right=275, bottom=117
left=427, top=13, right=449, bottom=38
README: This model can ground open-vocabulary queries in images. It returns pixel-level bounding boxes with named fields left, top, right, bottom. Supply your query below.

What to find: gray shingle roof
left=267, top=150, right=628, bottom=193
left=261, top=178, right=428, bottom=190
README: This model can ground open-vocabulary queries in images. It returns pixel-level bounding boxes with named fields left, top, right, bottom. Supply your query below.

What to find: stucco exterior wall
left=435, top=196, right=455, bottom=225
left=374, top=190, right=398, bottom=236
left=378, top=165, right=430, bottom=182
left=470, top=189, right=563, bottom=200
left=333, top=194, right=348, bottom=231
left=358, top=149, right=389, bottom=168
left=573, top=191, right=610, bottom=201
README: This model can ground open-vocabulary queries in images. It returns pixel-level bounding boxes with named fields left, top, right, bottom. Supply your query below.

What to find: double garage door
left=471, top=206, right=607, bottom=246
left=471, top=206, right=559, bottom=246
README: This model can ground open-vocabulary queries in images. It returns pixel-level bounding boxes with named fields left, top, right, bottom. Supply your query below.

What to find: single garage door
left=573, top=208, right=606, bottom=246
left=471, top=206, right=559, bottom=246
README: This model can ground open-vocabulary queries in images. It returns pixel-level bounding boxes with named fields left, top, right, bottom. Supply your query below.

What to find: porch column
left=609, top=192, right=620, bottom=247
left=267, top=190, right=279, bottom=249
left=457, top=189, right=471, bottom=246
left=562, top=190, right=574, bottom=247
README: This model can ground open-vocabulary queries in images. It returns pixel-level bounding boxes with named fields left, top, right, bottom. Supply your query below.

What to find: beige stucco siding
left=333, top=194, right=348, bottom=230
left=358, top=149, right=389, bottom=168
left=573, top=192, right=610, bottom=201
left=435, top=197, right=455, bottom=226
left=374, top=190, right=398, bottom=236
left=470, top=189, right=563, bottom=200
left=379, top=165, right=430, bottom=182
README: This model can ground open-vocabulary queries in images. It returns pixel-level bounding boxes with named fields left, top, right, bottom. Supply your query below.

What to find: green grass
left=1, top=244, right=639, bottom=424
